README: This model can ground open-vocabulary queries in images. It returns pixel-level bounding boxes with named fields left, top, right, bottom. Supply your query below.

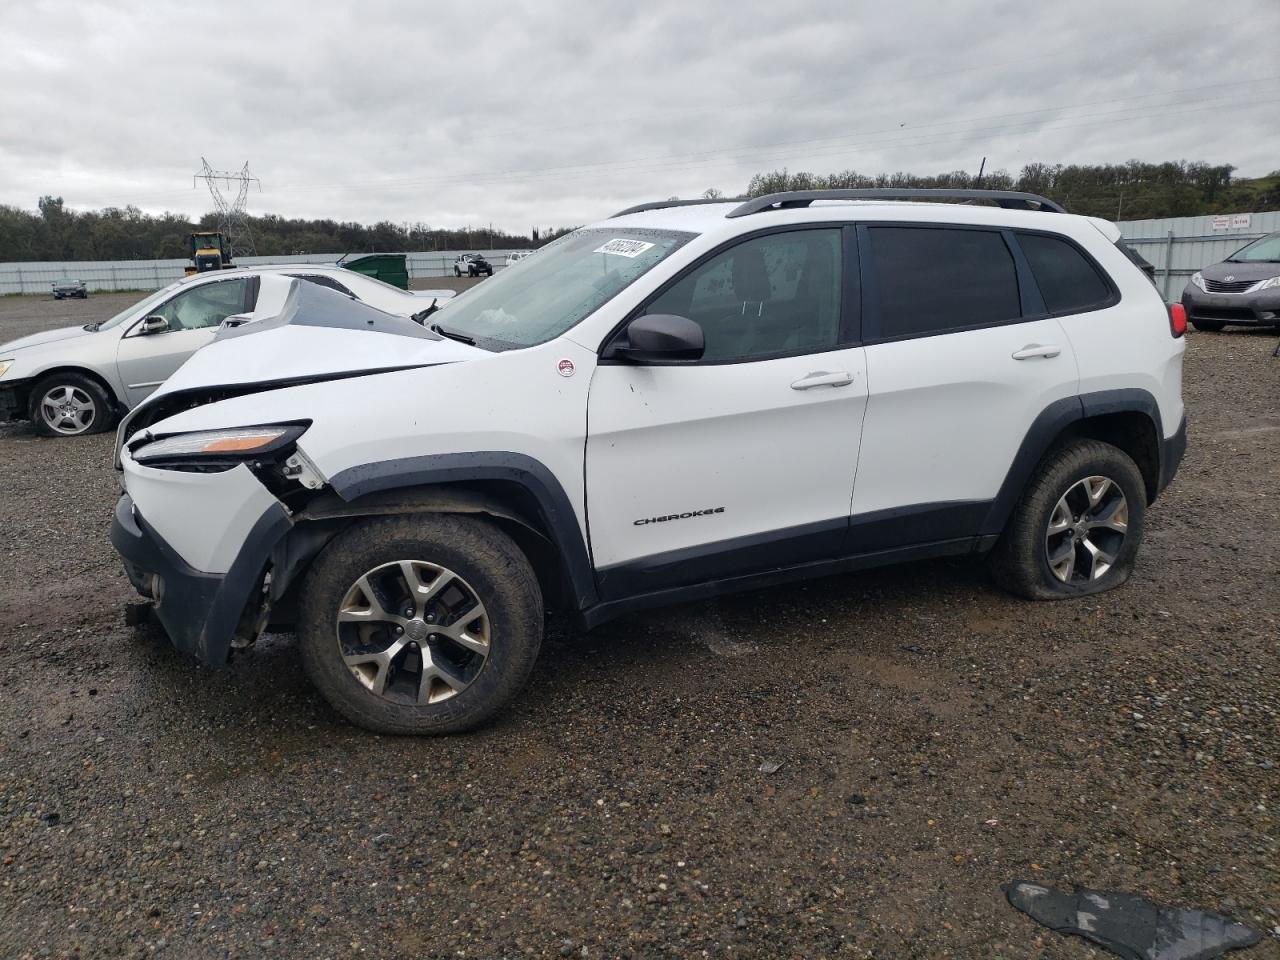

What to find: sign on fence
left=1212, top=214, right=1251, bottom=230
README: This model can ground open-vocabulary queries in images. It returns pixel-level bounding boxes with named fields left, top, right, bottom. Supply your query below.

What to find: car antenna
left=335, top=251, right=351, bottom=266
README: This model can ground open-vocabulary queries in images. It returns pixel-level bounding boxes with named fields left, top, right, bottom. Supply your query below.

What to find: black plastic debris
left=1003, top=881, right=1262, bottom=960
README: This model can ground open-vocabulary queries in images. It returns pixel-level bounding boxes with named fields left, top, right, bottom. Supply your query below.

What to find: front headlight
left=0, top=359, right=13, bottom=379
left=1256, top=275, right=1280, bottom=291
left=131, top=424, right=307, bottom=467
left=1191, top=272, right=1206, bottom=291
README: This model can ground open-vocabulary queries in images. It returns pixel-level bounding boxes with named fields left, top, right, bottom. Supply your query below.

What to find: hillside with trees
left=742, top=161, right=1280, bottom=221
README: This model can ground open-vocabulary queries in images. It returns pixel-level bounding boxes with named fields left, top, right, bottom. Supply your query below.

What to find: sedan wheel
left=39, top=384, right=97, bottom=435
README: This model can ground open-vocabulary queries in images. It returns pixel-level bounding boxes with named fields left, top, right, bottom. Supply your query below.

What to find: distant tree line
left=0, top=196, right=572, bottom=263
left=741, top=161, right=1280, bottom=221
left=6, top=160, right=1277, bottom=262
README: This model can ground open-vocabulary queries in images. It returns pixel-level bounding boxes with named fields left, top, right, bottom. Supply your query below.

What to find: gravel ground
left=0, top=291, right=1277, bottom=959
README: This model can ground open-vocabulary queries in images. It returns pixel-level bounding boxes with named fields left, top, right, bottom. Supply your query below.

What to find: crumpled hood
left=0, top=324, right=96, bottom=355
left=146, top=281, right=484, bottom=405
left=1202, top=260, right=1280, bottom=282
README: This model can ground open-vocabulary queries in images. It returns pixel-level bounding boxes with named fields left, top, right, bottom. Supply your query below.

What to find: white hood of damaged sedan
left=147, top=280, right=483, bottom=404
left=0, top=323, right=96, bottom=354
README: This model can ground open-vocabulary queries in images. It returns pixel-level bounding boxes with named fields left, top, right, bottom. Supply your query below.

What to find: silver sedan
left=0, top=266, right=453, bottom=437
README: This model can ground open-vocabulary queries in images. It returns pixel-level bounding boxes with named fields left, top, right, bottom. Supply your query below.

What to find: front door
left=586, top=227, right=868, bottom=599
left=115, top=277, right=254, bottom=406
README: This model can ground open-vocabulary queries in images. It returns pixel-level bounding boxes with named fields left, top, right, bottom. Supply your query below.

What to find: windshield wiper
left=429, top=322, right=475, bottom=345
left=82, top=322, right=101, bottom=331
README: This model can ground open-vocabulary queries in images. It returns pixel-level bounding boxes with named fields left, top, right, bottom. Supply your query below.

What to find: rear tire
left=1190, top=319, right=1225, bottom=332
left=28, top=372, right=114, bottom=438
left=990, top=439, right=1146, bottom=600
left=297, top=514, right=543, bottom=734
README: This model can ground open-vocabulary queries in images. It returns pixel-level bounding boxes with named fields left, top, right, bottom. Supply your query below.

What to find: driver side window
left=644, top=229, right=842, bottom=361
left=152, top=278, right=250, bottom=331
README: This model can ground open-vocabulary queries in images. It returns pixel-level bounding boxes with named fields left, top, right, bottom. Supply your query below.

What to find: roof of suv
left=605, top=197, right=1118, bottom=244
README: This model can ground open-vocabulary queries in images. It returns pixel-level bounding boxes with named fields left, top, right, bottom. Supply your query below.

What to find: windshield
left=1227, top=232, right=1280, bottom=262
left=97, top=281, right=182, bottom=331
left=436, top=227, right=694, bottom=349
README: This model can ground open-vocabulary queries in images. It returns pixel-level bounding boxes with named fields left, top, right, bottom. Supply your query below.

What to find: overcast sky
left=2, top=0, right=1277, bottom=233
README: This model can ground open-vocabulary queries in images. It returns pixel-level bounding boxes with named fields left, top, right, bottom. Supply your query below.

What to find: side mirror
left=139, top=315, right=170, bottom=335
left=607, top=314, right=704, bottom=363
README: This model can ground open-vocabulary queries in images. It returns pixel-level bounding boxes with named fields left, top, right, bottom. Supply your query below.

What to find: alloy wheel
left=1044, top=475, right=1129, bottom=583
left=335, top=559, right=490, bottom=705
left=39, top=385, right=96, bottom=435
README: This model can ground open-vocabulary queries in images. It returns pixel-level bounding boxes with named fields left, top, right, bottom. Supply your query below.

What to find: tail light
left=1168, top=303, right=1187, bottom=338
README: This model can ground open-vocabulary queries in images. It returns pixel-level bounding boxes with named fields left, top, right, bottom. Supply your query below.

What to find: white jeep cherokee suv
left=110, top=189, right=1187, bottom=734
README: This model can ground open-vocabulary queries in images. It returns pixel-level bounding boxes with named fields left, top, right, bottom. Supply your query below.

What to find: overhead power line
left=71, top=77, right=1280, bottom=211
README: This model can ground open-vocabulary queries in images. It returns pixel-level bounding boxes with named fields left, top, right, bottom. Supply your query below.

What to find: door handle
left=791, top=370, right=854, bottom=390
left=1011, top=343, right=1062, bottom=360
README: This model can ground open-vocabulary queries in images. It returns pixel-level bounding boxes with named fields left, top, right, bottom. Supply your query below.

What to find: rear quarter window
left=1017, top=233, right=1114, bottom=313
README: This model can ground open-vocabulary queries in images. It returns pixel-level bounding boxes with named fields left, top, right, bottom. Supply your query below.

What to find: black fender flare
left=979, top=388, right=1166, bottom=538
left=326, top=452, right=598, bottom=609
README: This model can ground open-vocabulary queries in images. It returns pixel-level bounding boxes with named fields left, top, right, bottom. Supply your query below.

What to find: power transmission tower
left=193, top=159, right=261, bottom=258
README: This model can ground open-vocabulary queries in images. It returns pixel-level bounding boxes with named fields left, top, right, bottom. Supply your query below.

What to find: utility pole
left=193, top=159, right=261, bottom=258
left=975, top=156, right=986, bottom=188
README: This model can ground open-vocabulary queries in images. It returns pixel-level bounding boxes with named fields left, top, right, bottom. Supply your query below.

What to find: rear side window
left=1018, top=233, right=1113, bottom=313
left=866, top=227, right=1020, bottom=339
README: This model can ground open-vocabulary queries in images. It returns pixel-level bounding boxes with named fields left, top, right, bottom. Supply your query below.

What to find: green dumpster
left=341, top=254, right=409, bottom=290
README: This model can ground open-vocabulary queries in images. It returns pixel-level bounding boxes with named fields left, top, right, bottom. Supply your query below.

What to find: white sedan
left=0, top=265, right=454, bottom=437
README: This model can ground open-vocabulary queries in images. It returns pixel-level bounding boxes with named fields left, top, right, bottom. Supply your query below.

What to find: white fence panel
left=0, top=250, right=525, bottom=295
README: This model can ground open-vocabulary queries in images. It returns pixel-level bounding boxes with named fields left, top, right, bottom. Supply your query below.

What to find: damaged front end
left=109, top=280, right=484, bottom=664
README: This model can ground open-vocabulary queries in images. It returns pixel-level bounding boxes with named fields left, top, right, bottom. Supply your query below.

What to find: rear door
left=114, top=276, right=256, bottom=406
left=586, top=226, right=869, bottom=599
left=849, top=223, right=1080, bottom=551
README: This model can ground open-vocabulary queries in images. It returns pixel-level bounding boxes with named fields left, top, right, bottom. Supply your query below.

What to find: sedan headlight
left=1191, top=272, right=1206, bottom=291
left=131, top=424, right=307, bottom=468
left=1256, top=275, right=1280, bottom=291
left=0, top=359, right=13, bottom=379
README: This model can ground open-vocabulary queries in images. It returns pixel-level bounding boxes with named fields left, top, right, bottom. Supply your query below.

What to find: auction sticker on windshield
left=594, top=239, right=656, bottom=258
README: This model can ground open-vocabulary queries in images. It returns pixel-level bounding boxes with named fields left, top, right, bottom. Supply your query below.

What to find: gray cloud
left=2, top=0, right=1277, bottom=232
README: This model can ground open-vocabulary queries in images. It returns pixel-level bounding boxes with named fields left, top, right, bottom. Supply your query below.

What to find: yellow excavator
left=185, top=232, right=233, bottom=275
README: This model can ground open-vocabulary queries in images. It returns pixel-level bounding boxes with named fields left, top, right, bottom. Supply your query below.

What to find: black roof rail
left=611, top=197, right=747, bottom=218
left=726, top=188, right=1066, bottom=218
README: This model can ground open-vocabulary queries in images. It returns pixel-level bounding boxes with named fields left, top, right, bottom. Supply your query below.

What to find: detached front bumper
left=1181, top=287, right=1280, bottom=326
left=110, top=493, right=290, bottom=664
left=0, top=384, right=24, bottom=422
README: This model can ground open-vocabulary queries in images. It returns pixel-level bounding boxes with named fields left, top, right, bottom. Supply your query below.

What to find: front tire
left=990, top=439, right=1146, bottom=600
left=296, top=514, right=543, bottom=734
left=1190, top=319, right=1225, bottom=332
left=28, top=373, right=114, bottom=437
left=454, top=267, right=462, bottom=277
